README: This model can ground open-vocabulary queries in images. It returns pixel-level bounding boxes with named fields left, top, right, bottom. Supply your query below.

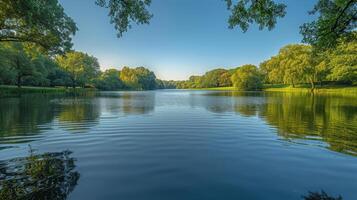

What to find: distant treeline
left=0, top=42, right=172, bottom=90
left=0, top=33, right=355, bottom=91
left=174, top=33, right=356, bottom=90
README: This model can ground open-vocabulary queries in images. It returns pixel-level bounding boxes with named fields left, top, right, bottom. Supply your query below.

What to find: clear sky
left=59, top=0, right=316, bottom=80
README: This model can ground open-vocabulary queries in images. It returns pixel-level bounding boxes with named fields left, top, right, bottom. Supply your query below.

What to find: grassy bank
left=189, top=85, right=357, bottom=96
left=0, top=85, right=96, bottom=96
left=263, top=84, right=357, bottom=95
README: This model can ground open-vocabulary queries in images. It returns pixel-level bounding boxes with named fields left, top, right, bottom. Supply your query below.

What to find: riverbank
left=0, top=85, right=96, bottom=96
left=191, top=85, right=357, bottom=96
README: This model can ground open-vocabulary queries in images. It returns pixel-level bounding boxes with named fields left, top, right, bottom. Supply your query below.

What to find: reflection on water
left=198, top=91, right=357, bottom=155
left=0, top=148, right=79, bottom=200
left=0, top=90, right=356, bottom=200
left=0, top=95, right=55, bottom=137
left=0, top=91, right=356, bottom=155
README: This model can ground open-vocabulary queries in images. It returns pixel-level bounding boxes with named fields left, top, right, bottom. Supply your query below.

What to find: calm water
left=0, top=90, right=356, bottom=200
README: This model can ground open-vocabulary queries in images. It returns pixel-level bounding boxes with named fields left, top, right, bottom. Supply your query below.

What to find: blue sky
left=59, top=0, right=316, bottom=80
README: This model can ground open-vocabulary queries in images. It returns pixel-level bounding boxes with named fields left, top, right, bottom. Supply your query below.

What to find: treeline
left=175, top=68, right=234, bottom=89
left=1, top=34, right=355, bottom=91
left=0, top=42, right=168, bottom=90
left=175, top=34, right=356, bottom=90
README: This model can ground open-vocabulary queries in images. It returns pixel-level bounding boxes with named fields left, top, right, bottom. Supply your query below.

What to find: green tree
left=201, top=69, right=231, bottom=88
left=95, top=0, right=152, bottom=37
left=225, top=0, right=286, bottom=32
left=300, top=0, right=357, bottom=49
left=327, top=36, right=357, bottom=83
left=56, top=51, right=100, bottom=88
left=1, top=43, right=35, bottom=87
left=95, top=68, right=124, bottom=90
left=0, top=0, right=77, bottom=54
left=231, top=64, right=262, bottom=90
left=261, top=44, right=316, bottom=88
left=188, top=75, right=203, bottom=88
left=279, top=44, right=313, bottom=88
left=120, top=66, right=156, bottom=90
left=0, top=43, right=16, bottom=84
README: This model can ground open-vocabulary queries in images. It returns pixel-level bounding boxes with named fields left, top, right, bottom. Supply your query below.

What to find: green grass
left=191, top=87, right=236, bottom=91
left=0, top=85, right=96, bottom=96
left=187, top=85, right=357, bottom=96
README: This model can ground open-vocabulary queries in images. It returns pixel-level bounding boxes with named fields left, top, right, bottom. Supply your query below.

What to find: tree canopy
left=95, top=0, right=152, bottom=37
left=300, top=0, right=357, bottom=49
left=56, top=51, right=100, bottom=88
left=1, top=0, right=355, bottom=54
left=0, top=0, right=77, bottom=54
left=231, top=64, right=263, bottom=90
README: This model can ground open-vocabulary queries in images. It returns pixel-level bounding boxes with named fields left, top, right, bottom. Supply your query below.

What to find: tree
left=0, top=0, right=77, bottom=54
left=188, top=75, right=203, bottom=88
left=327, top=36, right=357, bottom=83
left=225, top=0, right=286, bottom=32
left=0, top=43, right=16, bottom=84
left=231, top=64, right=262, bottom=90
left=300, top=0, right=357, bottom=50
left=98, top=0, right=355, bottom=50
left=0, top=43, right=35, bottom=87
left=95, top=0, right=152, bottom=37
left=260, top=44, right=316, bottom=88
left=95, top=69, right=124, bottom=90
left=56, top=51, right=100, bottom=88
left=120, top=66, right=156, bottom=90
left=278, top=44, right=313, bottom=88
left=201, top=69, right=231, bottom=88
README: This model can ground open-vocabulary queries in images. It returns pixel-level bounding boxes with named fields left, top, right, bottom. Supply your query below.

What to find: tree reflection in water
left=198, top=91, right=357, bottom=156
left=0, top=148, right=79, bottom=200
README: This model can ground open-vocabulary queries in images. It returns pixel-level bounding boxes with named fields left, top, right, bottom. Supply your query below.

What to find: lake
left=0, top=90, right=356, bottom=200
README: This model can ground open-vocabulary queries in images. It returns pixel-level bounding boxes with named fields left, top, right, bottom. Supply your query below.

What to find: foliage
left=95, top=0, right=152, bottom=37
left=300, top=0, right=357, bottom=50
left=120, top=66, right=156, bottom=90
left=201, top=69, right=232, bottom=88
left=225, top=0, right=286, bottom=32
left=260, top=34, right=356, bottom=88
left=0, top=0, right=77, bottom=54
left=326, top=35, right=357, bottom=83
left=175, top=68, right=233, bottom=89
left=0, top=42, right=166, bottom=90
left=231, top=64, right=262, bottom=90
left=0, top=42, right=34, bottom=87
left=94, top=69, right=124, bottom=90
left=56, top=51, right=100, bottom=88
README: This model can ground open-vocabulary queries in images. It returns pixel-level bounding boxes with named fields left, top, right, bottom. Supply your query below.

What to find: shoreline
left=1, top=85, right=357, bottom=96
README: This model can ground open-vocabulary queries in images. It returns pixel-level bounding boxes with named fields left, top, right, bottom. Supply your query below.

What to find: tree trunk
left=310, top=77, right=315, bottom=92
left=17, top=75, right=22, bottom=88
left=72, top=78, right=75, bottom=89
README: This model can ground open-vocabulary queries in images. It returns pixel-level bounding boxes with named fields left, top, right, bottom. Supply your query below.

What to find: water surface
left=0, top=90, right=356, bottom=199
